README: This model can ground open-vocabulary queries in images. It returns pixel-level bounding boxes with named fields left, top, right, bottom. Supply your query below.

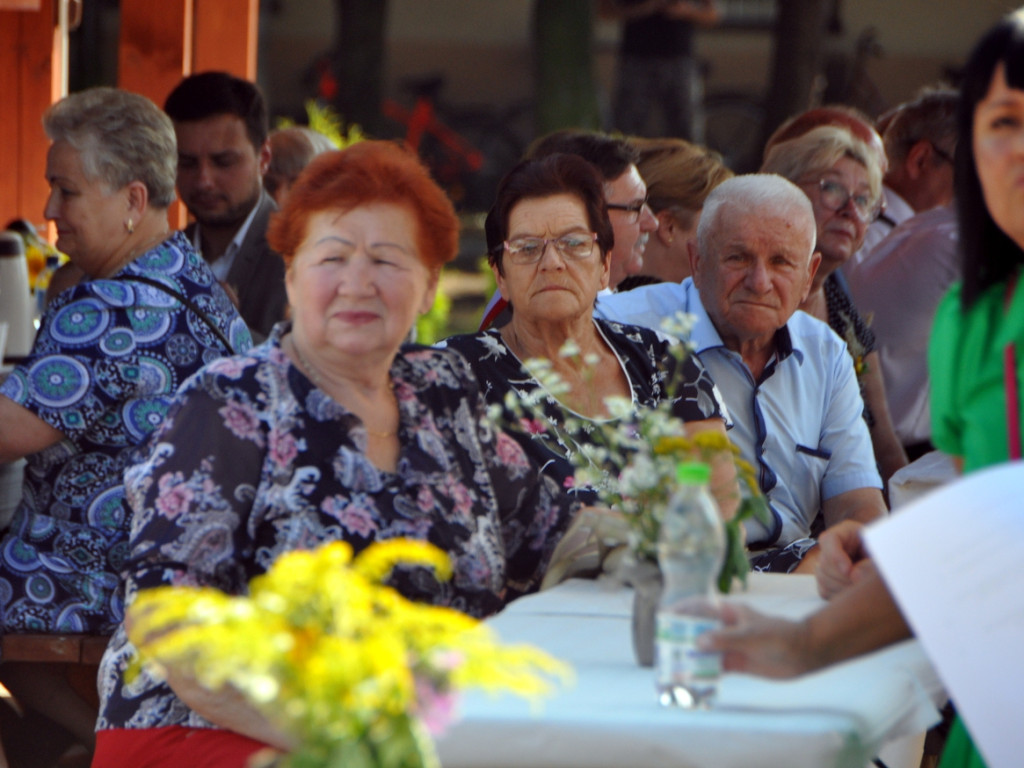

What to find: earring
left=126, top=218, right=134, bottom=234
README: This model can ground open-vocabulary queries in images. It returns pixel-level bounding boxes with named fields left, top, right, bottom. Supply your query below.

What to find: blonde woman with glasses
left=762, top=124, right=908, bottom=488
left=619, top=137, right=733, bottom=289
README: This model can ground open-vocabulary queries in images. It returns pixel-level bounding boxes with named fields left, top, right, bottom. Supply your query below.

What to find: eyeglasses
left=606, top=196, right=650, bottom=224
left=503, top=232, right=598, bottom=265
left=815, top=179, right=883, bottom=223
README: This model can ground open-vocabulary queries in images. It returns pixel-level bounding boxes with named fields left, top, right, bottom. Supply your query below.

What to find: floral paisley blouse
left=825, top=273, right=877, bottom=426
left=0, top=232, right=251, bottom=634
left=97, top=324, right=574, bottom=732
left=440, top=319, right=726, bottom=500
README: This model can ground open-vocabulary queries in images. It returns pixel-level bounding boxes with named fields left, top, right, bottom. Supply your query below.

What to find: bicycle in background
left=306, top=54, right=528, bottom=213
left=381, top=74, right=528, bottom=213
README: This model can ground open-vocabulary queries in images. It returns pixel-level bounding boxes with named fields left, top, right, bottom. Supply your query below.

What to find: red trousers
left=93, top=726, right=277, bottom=768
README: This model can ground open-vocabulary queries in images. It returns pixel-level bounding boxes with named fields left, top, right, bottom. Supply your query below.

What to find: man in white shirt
left=848, top=205, right=960, bottom=459
left=165, top=72, right=288, bottom=339
left=598, top=175, right=886, bottom=572
left=845, top=89, right=958, bottom=277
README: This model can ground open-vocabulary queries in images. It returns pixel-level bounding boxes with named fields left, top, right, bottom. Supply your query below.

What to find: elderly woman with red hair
left=91, top=142, right=577, bottom=768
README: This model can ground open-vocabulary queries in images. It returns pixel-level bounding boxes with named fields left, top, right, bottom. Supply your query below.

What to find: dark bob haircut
left=164, top=71, right=269, bottom=150
left=956, top=11, right=1024, bottom=309
left=524, top=129, right=639, bottom=183
left=485, top=153, right=615, bottom=276
left=266, top=140, right=459, bottom=271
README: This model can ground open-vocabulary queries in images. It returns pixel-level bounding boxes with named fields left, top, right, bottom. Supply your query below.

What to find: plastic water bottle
left=655, top=462, right=726, bottom=708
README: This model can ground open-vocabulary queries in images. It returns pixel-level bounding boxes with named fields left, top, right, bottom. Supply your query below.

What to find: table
left=436, top=574, right=946, bottom=768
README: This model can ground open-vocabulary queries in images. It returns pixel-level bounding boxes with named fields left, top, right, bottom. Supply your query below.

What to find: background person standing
left=600, top=0, right=721, bottom=142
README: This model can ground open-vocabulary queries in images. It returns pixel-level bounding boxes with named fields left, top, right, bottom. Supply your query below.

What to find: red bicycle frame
left=381, top=96, right=484, bottom=173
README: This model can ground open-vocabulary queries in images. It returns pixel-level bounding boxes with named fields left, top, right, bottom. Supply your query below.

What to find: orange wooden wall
left=0, top=0, right=258, bottom=232
left=0, top=0, right=62, bottom=233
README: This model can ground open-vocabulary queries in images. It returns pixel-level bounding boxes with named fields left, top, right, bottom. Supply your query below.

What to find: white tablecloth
left=436, top=573, right=946, bottom=768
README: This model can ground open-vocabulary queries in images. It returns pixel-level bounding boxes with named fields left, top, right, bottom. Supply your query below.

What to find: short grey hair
left=882, top=88, right=959, bottom=165
left=761, top=124, right=883, bottom=206
left=43, top=87, right=177, bottom=208
left=697, top=173, right=816, bottom=259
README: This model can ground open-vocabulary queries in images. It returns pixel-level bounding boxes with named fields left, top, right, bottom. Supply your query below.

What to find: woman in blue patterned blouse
left=92, top=142, right=578, bottom=768
left=0, top=87, right=250, bottom=756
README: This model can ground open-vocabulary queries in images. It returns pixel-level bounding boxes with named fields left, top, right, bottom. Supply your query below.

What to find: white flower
left=558, top=339, right=581, bottom=359
left=522, top=357, right=570, bottom=398
left=660, top=311, right=698, bottom=339
left=604, top=396, right=635, bottom=420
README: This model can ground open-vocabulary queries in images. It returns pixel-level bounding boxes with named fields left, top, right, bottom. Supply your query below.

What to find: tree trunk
left=532, top=0, right=602, bottom=136
left=761, top=0, right=830, bottom=147
left=332, top=0, right=388, bottom=135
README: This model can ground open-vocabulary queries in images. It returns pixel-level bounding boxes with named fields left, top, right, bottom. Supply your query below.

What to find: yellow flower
left=128, top=539, right=568, bottom=768
left=352, top=538, right=453, bottom=583
left=652, top=435, right=694, bottom=456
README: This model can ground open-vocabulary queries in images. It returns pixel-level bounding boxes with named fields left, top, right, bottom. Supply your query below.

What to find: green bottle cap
left=676, top=462, right=711, bottom=485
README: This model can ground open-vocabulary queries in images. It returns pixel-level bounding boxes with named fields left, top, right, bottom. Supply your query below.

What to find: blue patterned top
left=96, top=327, right=575, bottom=732
left=0, top=232, right=252, bottom=634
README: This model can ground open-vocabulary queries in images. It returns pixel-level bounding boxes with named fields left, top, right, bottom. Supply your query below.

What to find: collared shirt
left=850, top=205, right=960, bottom=445
left=190, top=192, right=264, bottom=282
left=597, top=279, right=881, bottom=547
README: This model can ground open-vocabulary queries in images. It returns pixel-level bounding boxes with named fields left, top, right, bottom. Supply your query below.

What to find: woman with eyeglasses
left=440, top=153, right=736, bottom=518
left=762, top=125, right=909, bottom=488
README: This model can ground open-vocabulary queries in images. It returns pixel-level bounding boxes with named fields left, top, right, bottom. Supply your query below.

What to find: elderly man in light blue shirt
left=598, top=174, right=886, bottom=573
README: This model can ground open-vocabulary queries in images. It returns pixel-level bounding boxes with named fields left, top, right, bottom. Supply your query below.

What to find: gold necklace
left=288, top=335, right=398, bottom=439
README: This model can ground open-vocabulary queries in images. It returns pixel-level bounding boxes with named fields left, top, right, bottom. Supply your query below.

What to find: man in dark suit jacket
left=165, top=72, right=288, bottom=340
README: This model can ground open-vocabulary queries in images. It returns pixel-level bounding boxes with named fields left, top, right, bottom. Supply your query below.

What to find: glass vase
left=623, top=559, right=663, bottom=668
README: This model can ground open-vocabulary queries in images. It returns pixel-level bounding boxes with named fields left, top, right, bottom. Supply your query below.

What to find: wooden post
left=0, top=0, right=63, bottom=231
left=118, top=0, right=193, bottom=229
left=0, top=0, right=261, bottom=234
left=118, top=0, right=193, bottom=112
left=193, top=0, right=259, bottom=79
left=118, top=0, right=259, bottom=110
left=118, top=0, right=260, bottom=228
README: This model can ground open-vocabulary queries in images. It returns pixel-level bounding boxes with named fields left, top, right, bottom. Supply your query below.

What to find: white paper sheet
left=864, top=461, right=1024, bottom=768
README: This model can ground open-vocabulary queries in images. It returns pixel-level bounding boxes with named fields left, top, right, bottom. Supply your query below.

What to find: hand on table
left=698, top=603, right=811, bottom=679
left=815, top=520, right=873, bottom=599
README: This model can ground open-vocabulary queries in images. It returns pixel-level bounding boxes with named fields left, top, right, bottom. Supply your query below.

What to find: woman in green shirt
left=929, top=11, right=1024, bottom=477
left=923, top=11, right=1024, bottom=766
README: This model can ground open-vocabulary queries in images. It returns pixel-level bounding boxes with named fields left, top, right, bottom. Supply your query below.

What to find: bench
left=0, top=634, right=109, bottom=665
left=0, top=635, right=110, bottom=712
